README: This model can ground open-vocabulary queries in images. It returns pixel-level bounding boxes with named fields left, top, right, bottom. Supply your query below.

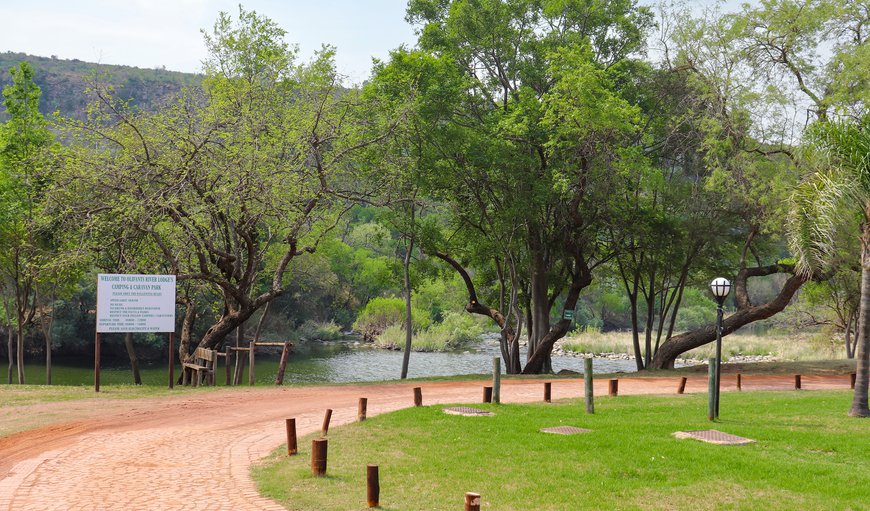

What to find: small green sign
left=563, top=310, right=574, bottom=320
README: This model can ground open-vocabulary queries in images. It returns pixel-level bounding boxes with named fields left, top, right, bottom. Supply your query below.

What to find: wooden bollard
left=544, top=382, right=552, bottom=402
left=483, top=386, right=493, bottom=403
left=608, top=378, right=618, bottom=397
left=584, top=357, right=594, bottom=414
left=311, top=438, right=328, bottom=476
left=677, top=376, right=687, bottom=394
left=322, top=409, right=333, bottom=437
left=851, top=373, right=856, bottom=389
left=366, top=464, right=380, bottom=508
left=358, top=398, right=368, bottom=422
left=794, top=374, right=802, bottom=390
left=737, top=373, right=742, bottom=391
left=286, top=418, right=297, bottom=456
left=413, top=387, right=423, bottom=407
left=465, top=492, right=481, bottom=511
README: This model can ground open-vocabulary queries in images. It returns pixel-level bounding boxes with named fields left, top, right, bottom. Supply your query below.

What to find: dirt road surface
left=0, top=374, right=853, bottom=510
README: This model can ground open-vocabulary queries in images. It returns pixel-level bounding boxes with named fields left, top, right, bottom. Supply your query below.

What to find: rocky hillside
left=0, top=52, right=201, bottom=119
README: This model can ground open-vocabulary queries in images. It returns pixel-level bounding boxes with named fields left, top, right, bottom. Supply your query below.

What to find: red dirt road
left=0, top=374, right=854, bottom=510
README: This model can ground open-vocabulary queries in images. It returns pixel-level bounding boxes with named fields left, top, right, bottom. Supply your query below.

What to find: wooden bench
left=182, top=347, right=218, bottom=386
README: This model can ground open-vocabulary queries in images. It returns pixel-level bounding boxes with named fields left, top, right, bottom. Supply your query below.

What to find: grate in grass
left=540, top=426, right=592, bottom=435
left=442, top=407, right=494, bottom=416
left=673, top=429, right=755, bottom=445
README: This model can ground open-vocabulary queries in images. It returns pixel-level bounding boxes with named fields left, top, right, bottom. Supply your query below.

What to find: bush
left=374, top=312, right=484, bottom=352
left=294, top=320, right=344, bottom=341
left=353, top=297, right=431, bottom=341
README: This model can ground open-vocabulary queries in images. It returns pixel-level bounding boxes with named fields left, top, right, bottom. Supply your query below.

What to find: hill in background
left=0, top=51, right=201, bottom=119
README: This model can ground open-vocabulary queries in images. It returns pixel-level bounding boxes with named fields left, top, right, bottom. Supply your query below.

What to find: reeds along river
left=15, top=338, right=640, bottom=386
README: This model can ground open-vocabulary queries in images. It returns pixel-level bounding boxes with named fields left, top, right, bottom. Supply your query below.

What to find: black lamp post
left=710, top=277, right=731, bottom=419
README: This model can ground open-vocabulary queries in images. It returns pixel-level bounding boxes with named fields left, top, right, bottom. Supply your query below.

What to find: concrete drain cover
left=540, top=426, right=591, bottom=435
left=673, top=430, right=755, bottom=445
left=443, top=407, right=494, bottom=416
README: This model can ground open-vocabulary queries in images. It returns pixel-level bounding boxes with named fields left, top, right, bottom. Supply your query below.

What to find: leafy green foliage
left=352, top=297, right=431, bottom=337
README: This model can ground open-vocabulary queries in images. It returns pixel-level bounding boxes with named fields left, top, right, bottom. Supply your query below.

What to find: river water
left=37, top=337, right=639, bottom=386
left=276, top=337, right=638, bottom=384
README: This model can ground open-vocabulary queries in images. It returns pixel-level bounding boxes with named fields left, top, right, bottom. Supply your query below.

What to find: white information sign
left=96, top=274, right=177, bottom=333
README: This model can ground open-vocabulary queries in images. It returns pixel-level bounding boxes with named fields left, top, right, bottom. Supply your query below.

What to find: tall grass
left=559, top=331, right=847, bottom=361
left=374, top=312, right=485, bottom=352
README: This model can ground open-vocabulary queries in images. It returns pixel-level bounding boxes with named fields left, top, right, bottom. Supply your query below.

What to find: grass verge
left=253, top=391, right=869, bottom=511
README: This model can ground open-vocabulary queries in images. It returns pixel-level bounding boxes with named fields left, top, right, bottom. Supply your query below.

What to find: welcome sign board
left=96, top=274, right=176, bottom=333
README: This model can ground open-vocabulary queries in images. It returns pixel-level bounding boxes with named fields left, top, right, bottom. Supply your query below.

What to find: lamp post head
left=710, top=277, right=731, bottom=306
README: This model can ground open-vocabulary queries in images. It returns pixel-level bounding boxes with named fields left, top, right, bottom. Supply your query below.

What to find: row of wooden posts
left=280, top=359, right=858, bottom=508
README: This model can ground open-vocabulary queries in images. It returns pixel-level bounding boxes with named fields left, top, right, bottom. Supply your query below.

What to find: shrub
left=294, top=320, right=344, bottom=341
left=374, top=312, right=484, bottom=352
left=353, top=297, right=431, bottom=341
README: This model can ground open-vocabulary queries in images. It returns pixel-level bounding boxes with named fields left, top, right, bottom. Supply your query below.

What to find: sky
left=0, top=0, right=741, bottom=83
left=0, top=0, right=418, bottom=83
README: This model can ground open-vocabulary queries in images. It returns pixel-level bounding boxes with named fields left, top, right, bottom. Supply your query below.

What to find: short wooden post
left=544, top=382, right=552, bottom=402
left=851, top=373, right=856, bottom=389
left=286, top=418, right=297, bottom=456
left=707, top=358, right=716, bottom=421
left=275, top=341, right=291, bottom=385
left=322, top=408, right=333, bottom=437
left=358, top=398, right=368, bottom=422
left=311, top=438, right=328, bottom=476
left=413, top=387, right=423, bottom=407
left=584, top=357, right=594, bottom=414
left=608, top=378, right=618, bottom=397
left=482, top=386, right=493, bottom=403
left=465, top=492, right=481, bottom=511
left=677, top=376, right=687, bottom=395
left=737, top=372, right=742, bottom=391
left=225, top=345, right=232, bottom=385
left=492, top=357, right=501, bottom=404
left=794, top=374, right=801, bottom=390
left=366, top=464, right=380, bottom=508
left=248, top=341, right=256, bottom=386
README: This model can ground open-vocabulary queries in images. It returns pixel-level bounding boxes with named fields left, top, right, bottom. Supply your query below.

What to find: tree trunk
left=253, top=301, right=271, bottom=344
left=848, top=218, right=870, bottom=417
left=400, top=237, right=414, bottom=379
left=177, top=299, right=196, bottom=361
left=233, top=323, right=246, bottom=385
left=123, top=332, right=142, bottom=385
left=651, top=271, right=806, bottom=369
left=44, top=331, right=52, bottom=385
left=39, top=301, right=54, bottom=386
left=846, top=308, right=856, bottom=359
left=523, top=256, right=593, bottom=374
left=6, top=323, right=13, bottom=385
left=641, top=266, right=657, bottom=368
left=16, top=318, right=25, bottom=385
left=529, top=247, right=551, bottom=373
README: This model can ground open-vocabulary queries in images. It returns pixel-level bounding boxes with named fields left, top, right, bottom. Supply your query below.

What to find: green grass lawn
left=253, top=391, right=870, bottom=511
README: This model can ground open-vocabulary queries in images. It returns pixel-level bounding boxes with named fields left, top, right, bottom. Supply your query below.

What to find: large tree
left=789, top=113, right=870, bottom=418
left=0, top=61, right=56, bottom=384
left=380, top=0, right=656, bottom=373
left=647, top=0, right=869, bottom=368
left=54, top=8, right=398, bottom=360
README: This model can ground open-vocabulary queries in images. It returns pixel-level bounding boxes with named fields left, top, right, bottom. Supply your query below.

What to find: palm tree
left=789, top=113, right=870, bottom=417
